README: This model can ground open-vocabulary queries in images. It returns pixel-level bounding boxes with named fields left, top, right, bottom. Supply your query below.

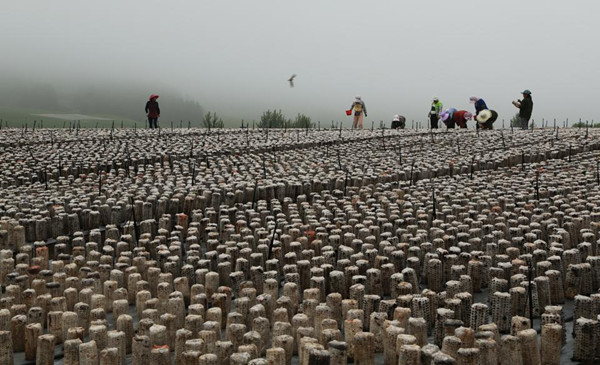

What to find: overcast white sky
left=1, top=0, right=599, bottom=126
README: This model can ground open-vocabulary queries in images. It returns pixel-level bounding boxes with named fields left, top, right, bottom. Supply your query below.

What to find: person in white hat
left=391, top=114, right=406, bottom=129
left=428, top=97, right=443, bottom=129
left=350, top=96, right=367, bottom=129
left=475, top=109, right=498, bottom=130
left=469, top=96, right=489, bottom=130
left=512, top=90, right=533, bottom=129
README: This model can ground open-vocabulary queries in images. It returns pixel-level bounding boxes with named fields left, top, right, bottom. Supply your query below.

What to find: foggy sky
left=1, top=0, right=599, bottom=127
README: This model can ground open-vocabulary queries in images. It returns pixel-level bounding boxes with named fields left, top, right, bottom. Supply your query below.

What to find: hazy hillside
left=0, top=76, right=205, bottom=125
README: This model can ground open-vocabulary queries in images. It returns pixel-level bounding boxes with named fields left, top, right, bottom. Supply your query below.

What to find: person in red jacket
left=145, top=94, right=160, bottom=129
left=453, top=110, right=472, bottom=128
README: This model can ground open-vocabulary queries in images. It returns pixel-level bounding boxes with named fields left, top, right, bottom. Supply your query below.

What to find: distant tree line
left=258, top=109, right=313, bottom=128
left=571, top=122, right=600, bottom=128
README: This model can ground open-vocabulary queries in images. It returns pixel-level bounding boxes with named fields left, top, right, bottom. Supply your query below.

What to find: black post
left=318, top=121, right=320, bottom=131
left=522, top=151, right=525, bottom=171
left=569, top=143, right=572, bottom=162
left=501, top=130, right=506, bottom=149
left=527, top=257, right=534, bottom=329
left=470, top=157, right=475, bottom=179
left=337, top=150, right=342, bottom=171
left=268, top=223, right=277, bottom=260
left=252, top=181, right=258, bottom=210
left=586, top=121, right=589, bottom=138
left=192, top=161, right=196, bottom=185
left=399, top=146, right=402, bottom=165
left=371, top=121, right=374, bottom=131
left=130, top=197, right=140, bottom=247
left=535, top=170, right=540, bottom=201
left=344, top=169, right=348, bottom=195
left=432, top=185, right=437, bottom=218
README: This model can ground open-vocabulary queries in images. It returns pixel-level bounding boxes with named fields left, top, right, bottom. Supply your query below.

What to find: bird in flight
left=288, top=74, right=296, bottom=88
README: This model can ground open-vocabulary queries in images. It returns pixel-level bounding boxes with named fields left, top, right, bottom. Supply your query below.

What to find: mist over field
left=1, top=0, right=599, bottom=126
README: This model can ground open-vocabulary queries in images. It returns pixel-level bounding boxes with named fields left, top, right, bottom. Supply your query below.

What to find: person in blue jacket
left=469, top=96, right=488, bottom=116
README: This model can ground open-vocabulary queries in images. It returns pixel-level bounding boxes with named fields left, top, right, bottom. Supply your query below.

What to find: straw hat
left=476, top=109, right=492, bottom=123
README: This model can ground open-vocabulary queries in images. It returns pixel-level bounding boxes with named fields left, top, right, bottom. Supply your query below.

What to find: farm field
left=1, top=126, right=598, bottom=364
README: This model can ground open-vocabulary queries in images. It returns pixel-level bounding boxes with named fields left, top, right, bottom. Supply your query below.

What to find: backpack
left=354, top=102, right=363, bottom=112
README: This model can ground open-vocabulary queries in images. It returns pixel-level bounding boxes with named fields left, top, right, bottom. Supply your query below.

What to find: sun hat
left=433, top=97, right=439, bottom=101
left=149, top=94, right=159, bottom=100
left=521, top=90, right=531, bottom=95
left=464, top=111, right=473, bottom=120
left=476, top=109, right=492, bottom=123
left=440, top=111, right=450, bottom=122
left=469, top=96, right=479, bottom=103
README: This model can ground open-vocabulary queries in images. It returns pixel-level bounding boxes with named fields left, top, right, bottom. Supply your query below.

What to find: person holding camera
left=512, top=90, right=533, bottom=130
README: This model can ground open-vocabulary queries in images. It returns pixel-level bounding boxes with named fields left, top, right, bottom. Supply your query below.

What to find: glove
left=364, top=114, right=367, bottom=117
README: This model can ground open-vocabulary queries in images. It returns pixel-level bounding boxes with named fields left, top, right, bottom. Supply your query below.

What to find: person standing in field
left=512, top=89, right=533, bottom=129
left=145, top=94, right=160, bottom=129
left=351, top=96, right=367, bottom=129
left=428, top=97, right=443, bottom=129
